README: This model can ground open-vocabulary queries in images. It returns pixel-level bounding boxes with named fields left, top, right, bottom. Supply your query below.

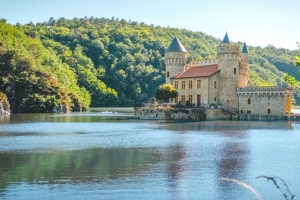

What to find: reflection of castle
left=165, top=33, right=293, bottom=117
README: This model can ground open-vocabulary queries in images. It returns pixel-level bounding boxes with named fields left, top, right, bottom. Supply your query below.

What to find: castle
left=164, top=33, right=293, bottom=118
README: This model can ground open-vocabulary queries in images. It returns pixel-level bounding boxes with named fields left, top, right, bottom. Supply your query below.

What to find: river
left=0, top=108, right=300, bottom=200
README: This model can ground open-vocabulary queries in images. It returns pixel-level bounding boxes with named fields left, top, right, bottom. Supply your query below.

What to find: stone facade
left=237, top=86, right=294, bottom=115
left=134, top=107, right=206, bottom=120
left=162, top=33, right=293, bottom=119
left=173, top=72, right=219, bottom=106
left=134, top=33, right=294, bottom=121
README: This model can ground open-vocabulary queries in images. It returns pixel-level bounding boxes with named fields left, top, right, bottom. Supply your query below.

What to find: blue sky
left=1, top=0, right=299, bottom=50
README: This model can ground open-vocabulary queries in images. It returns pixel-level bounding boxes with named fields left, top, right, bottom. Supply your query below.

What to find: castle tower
left=164, top=37, right=187, bottom=84
left=217, top=32, right=240, bottom=108
left=238, top=42, right=249, bottom=87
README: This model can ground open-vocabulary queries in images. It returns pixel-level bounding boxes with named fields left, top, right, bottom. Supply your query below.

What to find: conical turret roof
left=222, top=32, right=230, bottom=44
left=242, top=42, right=248, bottom=53
left=165, top=37, right=187, bottom=53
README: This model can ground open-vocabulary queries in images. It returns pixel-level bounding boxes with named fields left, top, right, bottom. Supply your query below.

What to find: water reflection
left=1, top=111, right=299, bottom=199
left=166, top=144, right=188, bottom=199
left=0, top=112, right=133, bottom=124
left=0, top=148, right=160, bottom=192
left=217, top=141, right=250, bottom=199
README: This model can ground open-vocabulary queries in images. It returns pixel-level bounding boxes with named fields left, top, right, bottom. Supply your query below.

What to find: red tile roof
left=172, top=64, right=219, bottom=79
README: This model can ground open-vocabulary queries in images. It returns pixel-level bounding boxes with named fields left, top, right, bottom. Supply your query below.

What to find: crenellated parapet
left=217, top=45, right=240, bottom=55
left=164, top=52, right=187, bottom=66
left=217, top=53, right=240, bottom=61
left=191, top=59, right=218, bottom=67
left=237, top=86, right=293, bottom=95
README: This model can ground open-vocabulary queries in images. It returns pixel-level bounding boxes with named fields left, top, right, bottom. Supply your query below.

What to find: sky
left=1, top=0, right=299, bottom=50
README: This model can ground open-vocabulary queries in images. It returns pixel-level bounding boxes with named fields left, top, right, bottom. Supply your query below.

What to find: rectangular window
left=214, top=81, right=218, bottom=89
left=234, top=68, right=236, bottom=74
left=247, top=98, right=251, bottom=105
left=240, top=110, right=244, bottom=114
left=188, top=95, right=193, bottom=104
left=181, top=81, right=185, bottom=90
left=197, top=80, right=201, bottom=88
left=174, top=81, right=178, bottom=89
left=181, top=95, right=185, bottom=104
left=214, top=97, right=216, bottom=101
left=174, top=97, right=178, bottom=104
left=247, top=110, right=251, bottom=114
left=167, top=71, right=170, bottom=78
left=268, top=96, right=270, bottom=101
left=267, top=109, right=271, bottom=115
left=188, top=80, right=193, bottom=89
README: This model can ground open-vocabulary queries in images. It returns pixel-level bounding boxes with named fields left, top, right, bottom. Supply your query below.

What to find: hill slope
left=1, top=17, right=299, bottom=111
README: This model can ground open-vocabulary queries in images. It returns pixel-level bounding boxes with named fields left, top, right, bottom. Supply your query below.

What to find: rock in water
left=0, top=92, right=10, bottom=115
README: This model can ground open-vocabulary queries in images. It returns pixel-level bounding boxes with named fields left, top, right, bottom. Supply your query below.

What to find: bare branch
left=219, top=177, right=264, bottom=200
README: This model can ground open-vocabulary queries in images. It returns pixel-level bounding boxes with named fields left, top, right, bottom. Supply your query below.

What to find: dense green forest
left=0, top=17, right=299, bottom=112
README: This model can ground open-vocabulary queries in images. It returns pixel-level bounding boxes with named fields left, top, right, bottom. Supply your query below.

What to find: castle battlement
left=217, top=44, right=240, bottom=54
left=237, top=86, right=293, bottom=92
left=237, top=86, right=294, bottom=96
left=191, top=59, right=218, bottom=67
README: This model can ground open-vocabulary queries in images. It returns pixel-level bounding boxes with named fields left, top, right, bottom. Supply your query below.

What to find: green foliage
left=155, top=84, right=178, bottom=102
left=21, top=16, right=300, bottom=105
left=0, top=21, right=90, bottom=112
left=295, top=43, right=300, bottom=67
left=2, top=16, right=300, bottom=110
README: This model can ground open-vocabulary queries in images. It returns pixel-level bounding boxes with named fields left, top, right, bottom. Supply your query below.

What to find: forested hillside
left=0, top=17, right=299, bottom=112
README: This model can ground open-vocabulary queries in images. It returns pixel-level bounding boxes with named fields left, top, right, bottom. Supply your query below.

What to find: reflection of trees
left=216, top=139, right=249, bottom=199
left=165, top=144, right=188, bottom=199
left=164, top=121, right=292, bottom=133
left=0, top=148, right=159, bottom=192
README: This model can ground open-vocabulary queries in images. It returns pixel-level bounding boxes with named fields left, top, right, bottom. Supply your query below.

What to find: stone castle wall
left=173, top=73, right=219, bottom=106
left=134, top=107, right=206, bottom=120
left=217, top=45, right=240, bottom=108
left=191, top=59, right=218, bottom=67
left=237, top=86, right=293, bottom=115
left=165, top=52, right=187, bottom=84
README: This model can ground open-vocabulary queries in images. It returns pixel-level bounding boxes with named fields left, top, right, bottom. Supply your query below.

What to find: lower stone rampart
left=134, top=106, right=299, bottom=121
left=134, top=107, right=206, bottom=120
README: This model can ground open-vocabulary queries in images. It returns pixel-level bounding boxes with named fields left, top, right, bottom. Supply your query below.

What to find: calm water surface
left=0, top=108, right=300, bottom=200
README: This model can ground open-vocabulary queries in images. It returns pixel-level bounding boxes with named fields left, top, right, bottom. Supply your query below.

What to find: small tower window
left=214, top=81, right=218, bottom=89
left=166, top=71, right=170, bottom=78
left=267, top=109, right=271, bottom=115
left=234, top=68, right=236, bottom=74
left=247, top=98, right=251, bottom=105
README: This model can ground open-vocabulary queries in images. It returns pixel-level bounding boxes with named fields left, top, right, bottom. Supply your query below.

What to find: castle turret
left=238, top=42, right=249, bottom=87
left=217, top=32, right=240, bottom=108
left=165, top=37, right=187, bottom=84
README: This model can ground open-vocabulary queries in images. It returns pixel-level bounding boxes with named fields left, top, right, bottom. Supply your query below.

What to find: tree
left=155, top=84, right=178, bottom=103
left=295, top=42, right=300, bottom=66
left=283, top=43, right=300, bottom=89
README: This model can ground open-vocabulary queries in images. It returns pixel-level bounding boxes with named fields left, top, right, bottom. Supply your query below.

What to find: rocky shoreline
left=0, top=92, right=10, bottom=115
